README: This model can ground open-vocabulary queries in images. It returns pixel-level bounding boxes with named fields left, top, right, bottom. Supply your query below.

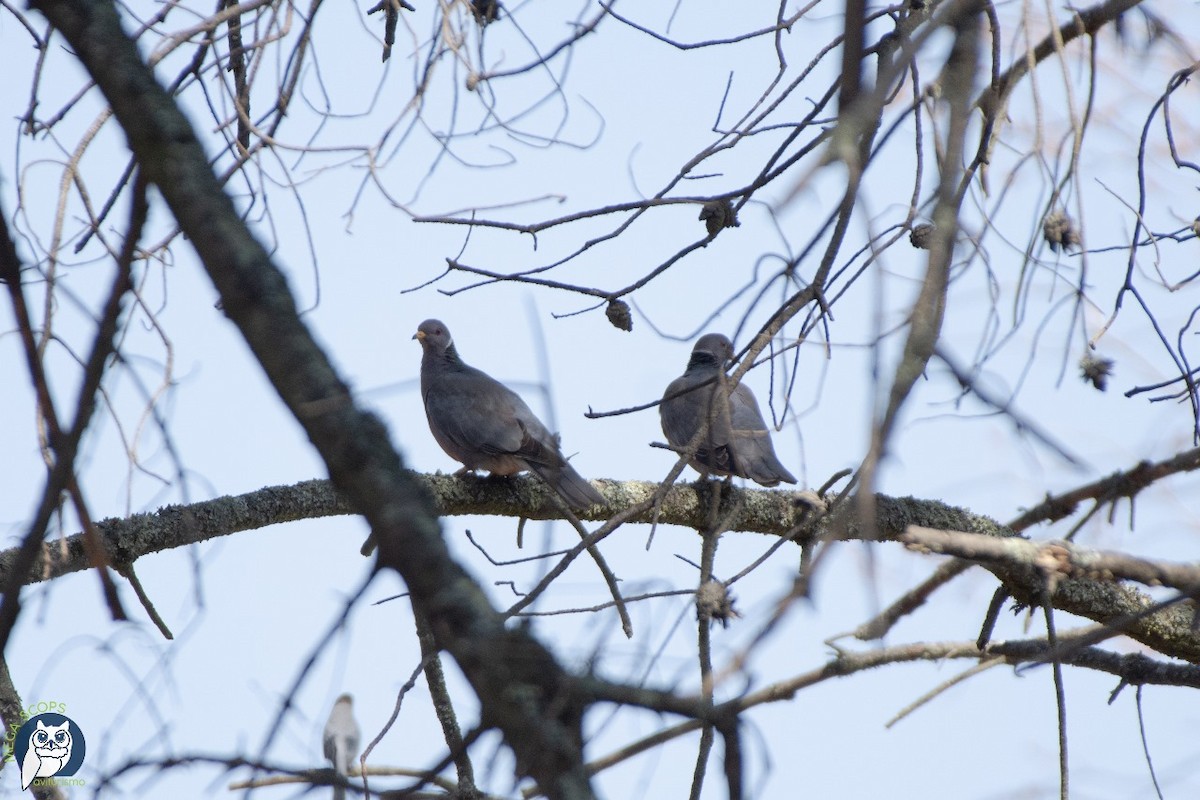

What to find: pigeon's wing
left=727, top=383, right=796, bottom=486
left=660, top=375, right=702, bottom=450
left=661, top=372, right=736, bottom=475
left=429, top=366, right=561, bottom=468
left=505, top=398, right=568, bottom=466
left=728, top=382, right=771, bottom=431
left=505, top=389, right=606, bottom=508
left=425, top=355, right=603, bottom=508
left=424, top=365, right=529, bottom=461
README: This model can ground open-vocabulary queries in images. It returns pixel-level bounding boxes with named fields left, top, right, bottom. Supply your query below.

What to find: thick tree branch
left=902, top=525, right=1200, bottom=596
left=902, top=526, right=1200, bottom=663
left=1, top=476, right=825, bottom=585
left=9, top=473, right=1200, bottom=663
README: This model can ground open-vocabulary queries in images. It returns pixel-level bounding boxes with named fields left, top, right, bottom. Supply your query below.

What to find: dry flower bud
left=606, top=299, right=633, bottom=332
left=1043, top=210, right=1081, bottom=253
left=471, top=0, right=500, bottom=26
left=1079, top=353, right=1114, bottom=391
left=699, top=199, right=738, bottom=237
left=910, top=223, right=935, bottom=249
left=696, top=580, right=741, bottom=628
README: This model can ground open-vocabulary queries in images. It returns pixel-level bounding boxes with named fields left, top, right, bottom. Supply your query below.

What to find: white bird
left=322, top=693, right=361, bottom=800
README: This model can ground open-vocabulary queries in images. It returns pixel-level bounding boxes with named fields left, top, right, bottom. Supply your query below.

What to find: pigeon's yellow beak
left=413, top=330, right=426, bottom=342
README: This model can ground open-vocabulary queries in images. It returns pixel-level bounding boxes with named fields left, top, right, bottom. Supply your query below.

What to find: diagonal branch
left=27, top=0, right=594, bottom=794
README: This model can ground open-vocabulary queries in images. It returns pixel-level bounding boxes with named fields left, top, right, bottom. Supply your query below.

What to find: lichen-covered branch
left=8, top=472, right=1200, bottom=663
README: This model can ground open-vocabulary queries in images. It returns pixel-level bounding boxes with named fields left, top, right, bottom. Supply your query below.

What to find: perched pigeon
left=660, top=333, right=797, bottom=487
left=414, top=319, right=605, bottom=510
left=323, top=693, right=360, bottom=800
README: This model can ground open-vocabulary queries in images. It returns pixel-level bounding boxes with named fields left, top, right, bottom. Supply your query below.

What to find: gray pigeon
left=414, top=319, right=605, bottom=510
left=660, top=333, right=797, bottom=487
left=323, top=693, right=360, bottom=800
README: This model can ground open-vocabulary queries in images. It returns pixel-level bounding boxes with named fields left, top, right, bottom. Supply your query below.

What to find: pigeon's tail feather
left=333, top=786, right=346, bottom=800
left=529, top=460, right=606, bottom=510
left=733, top=434, right=797, bottom=487
left=744, top=457, right=797, bottom=487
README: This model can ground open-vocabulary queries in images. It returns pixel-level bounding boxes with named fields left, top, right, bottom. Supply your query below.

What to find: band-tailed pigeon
left=660, top=333, right=797, bottom=487
left=323, top=693, right=360, bottom=800
left=414, top=319, right=605, bottom=509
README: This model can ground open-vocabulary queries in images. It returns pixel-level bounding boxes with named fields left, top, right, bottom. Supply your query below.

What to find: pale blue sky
left=3, top=1, right=1200, bottom=797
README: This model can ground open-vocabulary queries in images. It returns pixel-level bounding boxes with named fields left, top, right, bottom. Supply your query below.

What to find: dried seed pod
left=1191, top=216, right=1200, bottom=237
left=909, top=223, right=935, bottom=250
left=696, top=580, right=742, bottom=628
left=699, top=199, right=738, bottom=237
left=1043, top=210, right=1081, bottom=252
left=1079, top=353, right=1115, bottom=391
left=605, top=299, right=633, bottom=332
left=470, top=0, right=500, bottom=26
